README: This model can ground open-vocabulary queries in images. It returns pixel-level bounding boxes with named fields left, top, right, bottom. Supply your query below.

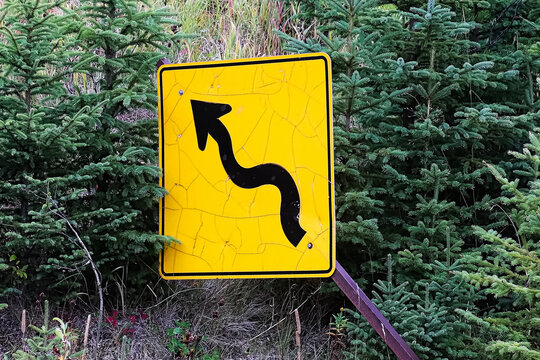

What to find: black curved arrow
left=190, top=99, right=306, bottom=247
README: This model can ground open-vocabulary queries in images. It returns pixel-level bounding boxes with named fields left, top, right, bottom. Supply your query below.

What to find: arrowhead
left=190, top=100, right=232, bottom=151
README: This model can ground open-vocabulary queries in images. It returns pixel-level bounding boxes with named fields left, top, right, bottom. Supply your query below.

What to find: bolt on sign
left=158, top=53, right=335, bottom=279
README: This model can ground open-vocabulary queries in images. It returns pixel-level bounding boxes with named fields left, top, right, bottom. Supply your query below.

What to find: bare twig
left=82, top=314, right=91, bottom=360
left=294, top=309, right=302, bottom=360
left=491, top=203, right=522, bottom=247
left=20, top=309, right=26, bottom=335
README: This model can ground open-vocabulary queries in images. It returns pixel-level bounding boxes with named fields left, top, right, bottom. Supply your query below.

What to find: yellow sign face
left=158, top=53, right=335, bottom=279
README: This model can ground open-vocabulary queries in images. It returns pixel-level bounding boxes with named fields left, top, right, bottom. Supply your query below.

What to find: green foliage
left=344, top=254, right=478, bottom=359
left=54, top=0, right=182, bottom=293
left=0, top=0, right=181, bottom=300
left=0, top=0, right=537, bottom=357
left=13, top=300, right=85, bottom=360
left=460, top=131, right=540, bottom=359
left=166, top=320, right=220, bottom=360
left=0, top=0, right=91, bottom=298
left=281, top=0, right=539, bottom=358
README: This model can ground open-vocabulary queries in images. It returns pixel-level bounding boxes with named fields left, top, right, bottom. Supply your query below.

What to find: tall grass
left=159, top=0, right=295, bottom=62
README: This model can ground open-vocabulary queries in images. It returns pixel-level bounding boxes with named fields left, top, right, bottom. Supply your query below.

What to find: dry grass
left=1, top=279, right=334, bottom=359
left=159, top=0, right=298, bottom=62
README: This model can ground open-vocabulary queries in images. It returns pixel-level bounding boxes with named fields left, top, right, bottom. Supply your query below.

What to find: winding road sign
left=158, top=53, right=335, bottom=279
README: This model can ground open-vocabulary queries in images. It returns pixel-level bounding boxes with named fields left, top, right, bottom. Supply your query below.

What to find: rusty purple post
left=156, top=57, right=171, bottom=69
left=332, top=261, right=420, bottom=360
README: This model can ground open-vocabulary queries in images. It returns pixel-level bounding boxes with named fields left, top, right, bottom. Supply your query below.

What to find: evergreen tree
left=345, top=255, right=422, bottom=359
left=0, top=0, right=180, bottom=300
left=460, top=131, right=540, bottom=359
left=63, top=0, right=180, bottom=294
left=280, top=0, right=539, bottom=357
left=346, top=253, right=480, bottom=359
left=280, top=0, right=411, bottom=280
left=0, top=0, right=94, bottom=298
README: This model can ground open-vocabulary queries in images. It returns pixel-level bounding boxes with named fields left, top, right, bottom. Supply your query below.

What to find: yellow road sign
left=158, top=53, right=335, bottom=279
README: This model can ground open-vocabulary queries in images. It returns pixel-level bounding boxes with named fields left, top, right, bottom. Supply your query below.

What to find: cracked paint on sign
left=158, top=53, right=335, bottom=279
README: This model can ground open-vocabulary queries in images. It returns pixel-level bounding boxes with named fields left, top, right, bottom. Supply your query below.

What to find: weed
left=104, top=309, right=150, bottom=342
left=327, top=309, right=348, bottom=360
left=6, top=255, right=28, bottom=280
left=13, top=300, right=85, bottom=360
left=166, top=320, right=219, bottom=360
